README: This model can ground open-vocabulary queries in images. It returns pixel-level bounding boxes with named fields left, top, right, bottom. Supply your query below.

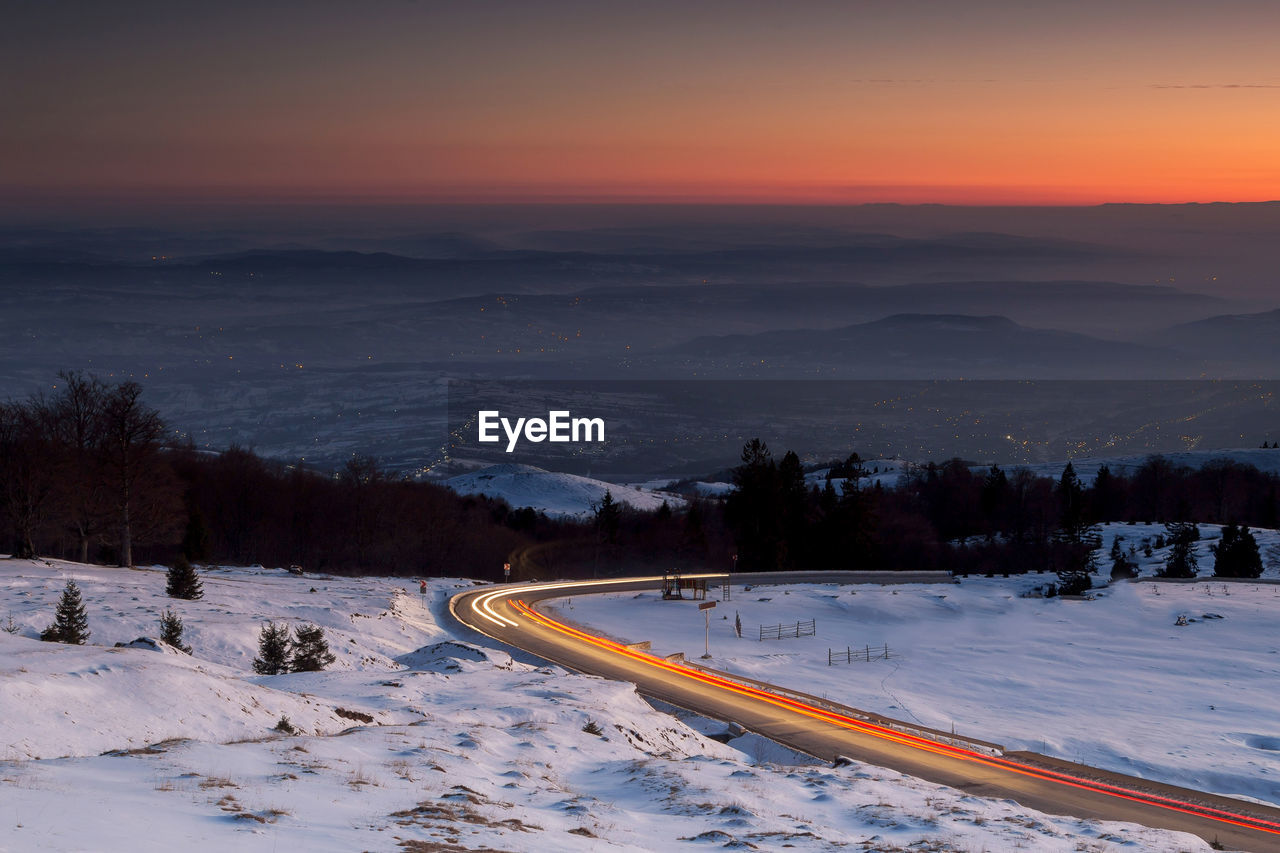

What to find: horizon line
left=4, top=184, right=1280, bottom=211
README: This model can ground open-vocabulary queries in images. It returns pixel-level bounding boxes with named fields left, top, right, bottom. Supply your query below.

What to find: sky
left=5, top=0, right=1280, bottom=207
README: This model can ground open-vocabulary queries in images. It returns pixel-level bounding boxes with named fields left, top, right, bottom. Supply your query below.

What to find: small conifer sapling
left=159, top=609, right=192, bottom=654
left=166, top=554, right=204, bottom=600
left=41, top=579, right=90, bottom=644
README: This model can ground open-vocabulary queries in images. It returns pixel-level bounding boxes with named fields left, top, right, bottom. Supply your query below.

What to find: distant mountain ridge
left=1144, top=307, right=1280, bottom=375
left=665, top=313, right=1186, bottom=378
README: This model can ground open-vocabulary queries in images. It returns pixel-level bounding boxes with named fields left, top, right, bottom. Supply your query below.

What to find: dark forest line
left=3, top=375, right=1277, bottom=581
left=0, top=373, right=538, bottom=579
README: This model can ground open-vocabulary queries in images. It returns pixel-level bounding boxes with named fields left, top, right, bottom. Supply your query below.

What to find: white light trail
left=467, top=574, right=729, bottom=628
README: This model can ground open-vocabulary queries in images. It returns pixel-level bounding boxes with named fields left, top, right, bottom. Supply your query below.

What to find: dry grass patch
left=198, top=775, right=238, bottom=790
left=392, top=790, right=542, bottom=836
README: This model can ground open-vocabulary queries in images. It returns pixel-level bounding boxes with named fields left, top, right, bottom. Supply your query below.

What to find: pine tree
left=289, top=623, right=336, bottom=672
left=1157, top=521, right=1200, bottom=578
left=1056, top=462, right=1087, bottom=543
left=41, top=579, right=90, bottom=644
left=253, top=622, right=291, bottom=675
left=980, top=464, right=1009, bottom=535
left=158, top=608, right=192, bottom=654
left=1090, top=464, right=1121, bottom=522
left=1212, top=523, right=1263, bottom=579
left=1057, top=570, right=1092, bottom=595
left=1109, top=535, right=1136, bottom=580
left=726, top=438, right=785, bottom=570
left=777, top=450, right=807, bottom=568
left=166, top=554, right=204, bottom=600
left=681, top=499, right=706, bottom=555
left=594, top=490, right=621, bottom=546
left=1165, top=521, right=1200, bottom=546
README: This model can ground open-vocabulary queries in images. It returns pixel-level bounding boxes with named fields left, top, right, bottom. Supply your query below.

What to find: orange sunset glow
left=3, top=1, right=1279, bottom=205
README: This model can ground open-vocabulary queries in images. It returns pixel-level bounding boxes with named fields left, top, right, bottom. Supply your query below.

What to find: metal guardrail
left=679, top=656, right=1004, bottom=757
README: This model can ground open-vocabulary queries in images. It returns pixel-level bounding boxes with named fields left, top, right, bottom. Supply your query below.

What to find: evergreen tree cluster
left=37, top=577, right=198, bottom=653
left=714, top=444, right=1279, bottom=578
left=1159, top=522, right=1200, bottom=578
left=253, top=622, right=336, bottom=674
left=726, top=441, right=878, bottom=571
left=1213, top=523, right=1263, bottom=578
left=1056, top=570, right=1093, bottom=596
left=8, top=368, right=1279, bottom=585
left=1109, top=536, right=1138, bottom=580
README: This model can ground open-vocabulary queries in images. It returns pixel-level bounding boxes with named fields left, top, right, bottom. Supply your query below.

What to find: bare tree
left=47, top=371, right=110, bottom=563
left=341, top=455, right=391, bottom=568
left=0, top=400, right=59, bottom=558
left=99, top=382, right=170, bottom=566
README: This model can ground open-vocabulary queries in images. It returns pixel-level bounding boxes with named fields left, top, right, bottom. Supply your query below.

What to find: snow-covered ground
left=684, top=450, right=1280, bottom=499
left=1004, top=448, right=1280, bottom=482
left=805, top=458, right=917, bottom=492
left=445, top=463, right=685, bottom=518
left=1091, top=521, right=1280, bottom=581
left=441, top=450, right=1279, bottom=515
left=690, top=458, right=915, bottom=498
left=1, top=558, right=1219, bottom=851
left=550, top=532, right=1280, bottom=811
left=690, top=480, right=735, bottom=497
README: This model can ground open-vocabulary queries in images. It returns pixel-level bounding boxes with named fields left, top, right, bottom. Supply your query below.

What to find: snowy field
left=688, top=458, right=914, bottom=498
left=550, top=526, right=1280, bottom=811
left=0, top=558, right=1221, bottom=852
left=445, top=463, right=685, bottom=518
left=1005, top=448, right=1280, bottom=482
left=682, top=450, right=1280, bottom=504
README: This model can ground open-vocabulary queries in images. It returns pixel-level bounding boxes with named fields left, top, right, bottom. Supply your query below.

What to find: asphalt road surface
left=450, top=572, right=1280, bottom=852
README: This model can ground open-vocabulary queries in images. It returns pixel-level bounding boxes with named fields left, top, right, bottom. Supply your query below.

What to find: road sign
left=503, top=562, right=511, bottom=579
left=699, top=600, right=716, bottom=611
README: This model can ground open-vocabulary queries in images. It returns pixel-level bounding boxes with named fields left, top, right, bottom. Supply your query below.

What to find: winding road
left=450, top=572, right=1280, bottom=852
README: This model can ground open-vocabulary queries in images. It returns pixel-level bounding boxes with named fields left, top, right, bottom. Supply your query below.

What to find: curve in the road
left=451, top=574, right=1280, bottom=852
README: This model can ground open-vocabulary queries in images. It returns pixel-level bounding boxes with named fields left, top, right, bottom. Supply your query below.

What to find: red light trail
left=511, top=598, right=1280, bottom=838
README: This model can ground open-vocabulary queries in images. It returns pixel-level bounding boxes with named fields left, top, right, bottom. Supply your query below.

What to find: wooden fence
left=759, top=619, right=815, bottom=640
left=828, top=644, right=891, bottom=664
